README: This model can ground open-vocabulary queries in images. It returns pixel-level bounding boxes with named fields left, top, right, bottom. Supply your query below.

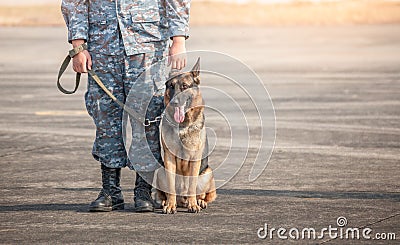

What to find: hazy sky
left=0, top=0, right=59, bottom=5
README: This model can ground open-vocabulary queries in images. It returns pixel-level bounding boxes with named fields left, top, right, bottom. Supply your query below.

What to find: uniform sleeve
left=165, top=0, right=190, bottom=39
left=61, top=0, right=89, bottom=43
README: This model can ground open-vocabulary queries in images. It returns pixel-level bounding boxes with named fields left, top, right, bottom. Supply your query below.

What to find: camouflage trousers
left=85, top=42, right=168, bottom=172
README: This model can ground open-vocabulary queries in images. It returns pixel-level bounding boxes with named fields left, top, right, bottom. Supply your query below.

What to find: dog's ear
left=191, top=57, right=200, bottom=80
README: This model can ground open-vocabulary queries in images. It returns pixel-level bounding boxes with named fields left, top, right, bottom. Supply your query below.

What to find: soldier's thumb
left=87, top=57, right=92, bottom=70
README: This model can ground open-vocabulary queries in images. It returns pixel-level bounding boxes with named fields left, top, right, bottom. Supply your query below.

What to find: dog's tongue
left=174, top=106, right=185, bottom=123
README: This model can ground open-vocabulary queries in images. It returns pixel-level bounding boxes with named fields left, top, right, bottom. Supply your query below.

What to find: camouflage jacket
left=61, top=0, right=190, bottom=55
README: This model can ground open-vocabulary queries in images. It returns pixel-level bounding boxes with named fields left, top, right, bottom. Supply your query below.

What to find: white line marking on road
left=35, top=110, right=87, bottom=116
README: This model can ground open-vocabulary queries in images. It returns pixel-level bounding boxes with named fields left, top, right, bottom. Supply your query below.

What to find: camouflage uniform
left=61, top=0, right=190, bottom=171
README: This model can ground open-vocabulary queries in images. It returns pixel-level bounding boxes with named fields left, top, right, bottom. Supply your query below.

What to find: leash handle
left=57, top=55, right=81, bottom=94
left=56, top=43, right=87, bottom=95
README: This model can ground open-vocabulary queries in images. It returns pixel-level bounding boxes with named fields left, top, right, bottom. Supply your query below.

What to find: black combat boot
left=133, top=172, right=155, bottom=212
left=89, top=165, right=124, bottom=212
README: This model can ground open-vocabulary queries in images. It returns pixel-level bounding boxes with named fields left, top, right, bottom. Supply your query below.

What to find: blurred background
left=1, top=0, right=400, bottom=26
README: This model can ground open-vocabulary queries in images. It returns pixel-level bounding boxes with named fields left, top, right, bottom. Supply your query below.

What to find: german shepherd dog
left=156, top=58, right=217, bottom=214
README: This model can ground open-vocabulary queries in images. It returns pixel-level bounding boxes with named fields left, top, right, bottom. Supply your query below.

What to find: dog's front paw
left=187, top=203, right=201, bottom=213
left=162, top=204, right=177, bottom=214
left=197, top=199, right=207, bottom=209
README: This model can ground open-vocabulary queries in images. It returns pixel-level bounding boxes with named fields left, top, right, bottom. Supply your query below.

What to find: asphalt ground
left=0, top=25, right=399, bottom=244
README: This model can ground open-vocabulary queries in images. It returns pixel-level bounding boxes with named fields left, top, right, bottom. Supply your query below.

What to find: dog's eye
left=182, top=84, right=189, bottom=90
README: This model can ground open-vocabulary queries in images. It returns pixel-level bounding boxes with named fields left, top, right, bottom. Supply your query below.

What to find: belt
left=56, top=43, right=161, bottom=126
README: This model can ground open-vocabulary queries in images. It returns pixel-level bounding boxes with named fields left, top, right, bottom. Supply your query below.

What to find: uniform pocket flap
left=131, top=8, right=161, bottom=23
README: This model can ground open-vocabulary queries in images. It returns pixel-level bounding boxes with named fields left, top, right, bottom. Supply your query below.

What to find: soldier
left=61, top=0, right=190, bottom=212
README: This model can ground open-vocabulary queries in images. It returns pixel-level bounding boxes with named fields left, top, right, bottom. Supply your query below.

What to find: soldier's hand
left=168, top=36, right=187, bottom=70
left=71, top=39, right=92, bottom=73
left=73, top=50, right=92, bottom=73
